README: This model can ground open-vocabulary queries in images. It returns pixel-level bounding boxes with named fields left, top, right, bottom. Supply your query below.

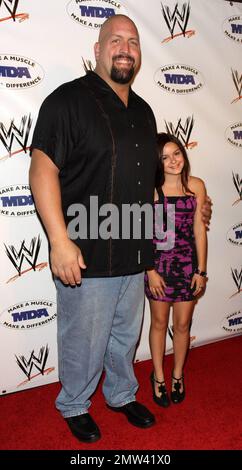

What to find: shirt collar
left=85, top=71, right=136, bottom=108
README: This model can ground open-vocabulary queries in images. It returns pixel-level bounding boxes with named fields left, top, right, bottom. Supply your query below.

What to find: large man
left=30, top=14, right=211, bottom=444
left=30, top=15, right=158, bottom=443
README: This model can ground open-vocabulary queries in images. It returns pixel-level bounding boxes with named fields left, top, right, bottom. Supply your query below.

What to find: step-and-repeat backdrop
left=0, top=0, right=241, bottom=394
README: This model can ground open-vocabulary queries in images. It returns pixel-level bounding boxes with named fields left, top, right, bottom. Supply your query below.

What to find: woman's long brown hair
left=155, top=132, right=194, bottom=195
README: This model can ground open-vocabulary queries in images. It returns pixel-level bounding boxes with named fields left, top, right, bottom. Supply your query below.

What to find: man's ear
left=94, top=42, right=100, bottom=61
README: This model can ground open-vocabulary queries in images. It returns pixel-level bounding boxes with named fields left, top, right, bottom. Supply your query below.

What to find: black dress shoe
left=107, top=401, right=155, bottom=428
left=65, top=413, right=101, bottom=442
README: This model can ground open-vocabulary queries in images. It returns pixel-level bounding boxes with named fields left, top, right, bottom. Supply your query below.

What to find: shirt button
left=138, top=181, right=141, bottom=185
left=135, top=143, right=139, bottom=148
left=139, top=218, right=141, bottom=222
left=137, top=162, right=140, bottom=166
left=131, top=124, right=135, bottom=128
left=139, top=200, right=142, bottom=204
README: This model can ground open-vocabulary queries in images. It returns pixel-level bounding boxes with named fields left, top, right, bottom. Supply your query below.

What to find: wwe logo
left=82, top=57, right=94, bottom=73
left=232, top=172, right=242, bottom=205
left=231, top=69, right=242, bottom=103
left=5, top=235, right=48, bottom=283
left=0, top=0, right=28, bottom=22
left=161, top=2, right=195, bottom=43
left=0, top=114, right=32, bottom=162
left=230, top=268, right=242, bottom=298
left=164, top=116, right=197, bottom=149
left=16, top=345, right=54, bottom=385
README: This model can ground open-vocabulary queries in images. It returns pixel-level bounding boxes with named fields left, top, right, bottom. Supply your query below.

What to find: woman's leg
left=149, top=299, right=170, bottom=396
left=172, top=300, right=195, bottom=392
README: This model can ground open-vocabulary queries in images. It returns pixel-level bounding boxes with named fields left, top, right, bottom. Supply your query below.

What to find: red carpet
left=1, top=336, right=241, bottom=450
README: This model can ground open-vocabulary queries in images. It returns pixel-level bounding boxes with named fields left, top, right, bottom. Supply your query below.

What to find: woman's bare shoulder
left=188, top=176, right=206, bottom=194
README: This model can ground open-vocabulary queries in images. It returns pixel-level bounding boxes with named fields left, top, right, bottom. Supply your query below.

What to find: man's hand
left=50, top=239, right=86, bottom=286
left=201, top=195, right=212, bottom=229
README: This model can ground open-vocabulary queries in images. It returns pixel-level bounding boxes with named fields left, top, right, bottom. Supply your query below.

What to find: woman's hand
left=191, top=273, right=206, bottom=296
left=147, top=269, right=166, bottom=298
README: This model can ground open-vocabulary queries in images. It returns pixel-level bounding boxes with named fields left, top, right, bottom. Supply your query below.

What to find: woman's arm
left=190, top=177, right=208, bottom=295
left=147, top=269, right=166, bottom=297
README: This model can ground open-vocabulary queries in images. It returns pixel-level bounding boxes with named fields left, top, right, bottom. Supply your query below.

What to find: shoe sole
left=71, top=432, right=101, bottom=443
left=126, top=417, right=155, bottom=428
left=107, top=405, right=155, bottom=428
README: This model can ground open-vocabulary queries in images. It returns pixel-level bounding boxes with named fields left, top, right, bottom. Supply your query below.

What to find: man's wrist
left=49, top=235, right=69, bottom=247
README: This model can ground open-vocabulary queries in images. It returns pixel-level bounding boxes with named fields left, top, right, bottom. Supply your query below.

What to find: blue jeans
left=55, top=272, right=145, bottom=418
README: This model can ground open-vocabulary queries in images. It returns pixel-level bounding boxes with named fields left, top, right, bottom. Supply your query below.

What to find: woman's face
left=161, top=142, right=185, bottom=175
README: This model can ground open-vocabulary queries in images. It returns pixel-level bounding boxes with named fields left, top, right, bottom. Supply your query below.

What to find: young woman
left=145, top=133, right=207, bottom=407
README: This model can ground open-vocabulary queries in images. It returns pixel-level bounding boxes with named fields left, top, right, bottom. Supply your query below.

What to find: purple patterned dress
left=145, top=189, right=197, bottom=302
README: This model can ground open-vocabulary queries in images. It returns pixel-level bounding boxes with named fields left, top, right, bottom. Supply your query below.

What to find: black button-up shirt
left=31, top=72, right=158, bottom=277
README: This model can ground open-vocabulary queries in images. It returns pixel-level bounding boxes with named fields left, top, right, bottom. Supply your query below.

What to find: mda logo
left=67, top=0, right=128, bottom=29
left=0, top=184, right=35, bottom=217
left=154, top=64, right=204, bottom=94
left=225, top=122, right=242, bottom=148
left=223, top=15, right=242, bottom=43
left=0, top=300, right=57, bottom=330
left=221, top=310, right=242, bottom=334
left=227, top=222, right=242, bottom=246
left=0, top=54, right=44, bottom=90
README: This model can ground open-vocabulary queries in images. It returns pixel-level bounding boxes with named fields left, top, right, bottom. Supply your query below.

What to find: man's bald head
left=98, top=15, right=139, bottom=43
left=94, top=15, right=141, bottom=86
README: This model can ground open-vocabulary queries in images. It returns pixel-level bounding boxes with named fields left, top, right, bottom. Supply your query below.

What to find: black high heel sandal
left=150, top=372, right=170, bottom=407
left=171, top=374, right=185, bottom=404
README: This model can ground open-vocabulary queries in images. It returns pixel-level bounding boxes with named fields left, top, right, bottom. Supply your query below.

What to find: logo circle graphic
left=67, top=0, right=128, bottom=29
left=225, top=122, right=242, bottom=148
left=154, top=64, right=204, bottom=94
left=0, top=184, right=36, bottom=217
left=223, top=16, right=242, bottom=44
left=0, top=300, right=57, bottom=330
left=226, top=222, right=242, bottom=246
left=221, top=311, right=242, bottom=333
left=0, top=54, right=44, bottom=90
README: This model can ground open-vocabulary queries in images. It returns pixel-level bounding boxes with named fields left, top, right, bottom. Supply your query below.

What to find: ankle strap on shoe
left=172, top=375, right=184, bottom=382
left=151, top=373, right=165, bottom=385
